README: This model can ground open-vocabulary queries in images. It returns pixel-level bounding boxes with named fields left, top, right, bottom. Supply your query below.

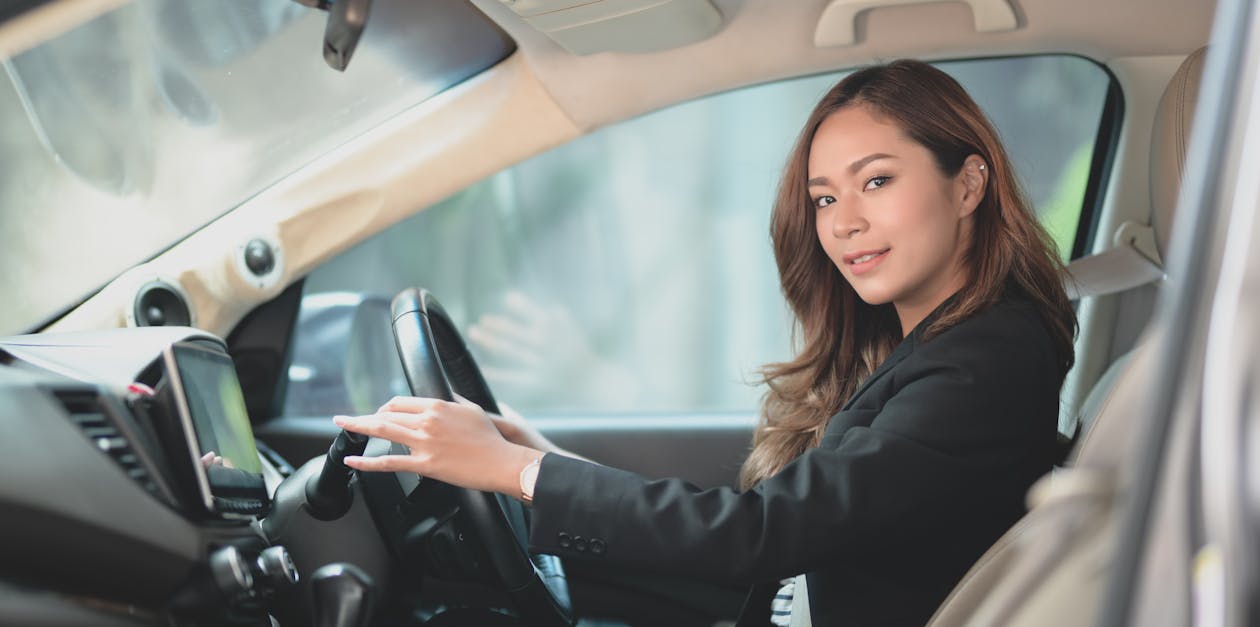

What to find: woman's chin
left=850, top=286, right=897, bottom=306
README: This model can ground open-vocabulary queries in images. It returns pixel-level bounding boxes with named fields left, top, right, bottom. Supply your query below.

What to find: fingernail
left=343, top=456, right=361, bottom=466
left=333, top=415, right=349, bottom=426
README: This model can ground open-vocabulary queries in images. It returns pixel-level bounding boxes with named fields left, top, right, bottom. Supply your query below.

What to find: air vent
left=54, top=390, right=161, bottom=497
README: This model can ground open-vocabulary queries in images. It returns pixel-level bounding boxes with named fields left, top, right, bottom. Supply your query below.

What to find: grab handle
left=814, top=0, right=1018, bottom=46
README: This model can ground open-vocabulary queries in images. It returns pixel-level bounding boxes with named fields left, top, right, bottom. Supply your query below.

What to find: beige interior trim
left=471, top=0, right=1212, bottom=131
left=512, top=0, right=724, bottom=55
left=0, top=0, right=128, bottom=59
left=46, top=52, right=581, bottom=337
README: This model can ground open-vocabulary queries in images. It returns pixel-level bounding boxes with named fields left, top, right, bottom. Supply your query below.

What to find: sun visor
left=501, top=0, right=723, bottom=55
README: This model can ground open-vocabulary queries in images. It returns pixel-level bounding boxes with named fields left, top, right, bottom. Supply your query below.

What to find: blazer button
left=590, top=539, right=606, bottom=556
left=574, top=536, right=588, bottom=552
left=557, top=532, right=572, bottom=549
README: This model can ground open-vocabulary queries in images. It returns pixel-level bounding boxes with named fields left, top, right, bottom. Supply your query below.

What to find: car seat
left=924, top=47, right=1207, bottom=627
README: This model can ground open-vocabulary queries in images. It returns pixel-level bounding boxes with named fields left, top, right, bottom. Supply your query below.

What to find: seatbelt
left=1061, top=221, right=1164, bottom=300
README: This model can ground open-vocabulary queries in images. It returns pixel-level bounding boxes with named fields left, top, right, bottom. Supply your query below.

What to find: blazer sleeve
left=526, top=304, right=1060, bottom=586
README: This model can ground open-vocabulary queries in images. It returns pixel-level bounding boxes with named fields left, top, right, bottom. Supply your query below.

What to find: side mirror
left=290, top=0, right=373, bottom=72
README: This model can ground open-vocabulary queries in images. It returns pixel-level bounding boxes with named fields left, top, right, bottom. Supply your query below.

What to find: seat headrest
left=1150, top=47, right=1207, bottom=258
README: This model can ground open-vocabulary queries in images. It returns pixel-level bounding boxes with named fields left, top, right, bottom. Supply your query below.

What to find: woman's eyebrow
left=848, top=152, right=896, bottom=173
left=807, top=153, right=898, bottom=187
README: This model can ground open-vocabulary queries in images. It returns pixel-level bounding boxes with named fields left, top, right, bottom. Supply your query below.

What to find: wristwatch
left=519, top=457, right=543, bottom=502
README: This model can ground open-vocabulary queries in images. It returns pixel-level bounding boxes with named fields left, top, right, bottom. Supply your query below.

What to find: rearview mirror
left=290, top=0, right=373, bottom=72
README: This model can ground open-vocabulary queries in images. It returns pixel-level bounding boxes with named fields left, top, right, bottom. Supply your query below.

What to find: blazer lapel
left=841, top=291, right=962, bottom=411
left=840, top=337, right=914, bottom=411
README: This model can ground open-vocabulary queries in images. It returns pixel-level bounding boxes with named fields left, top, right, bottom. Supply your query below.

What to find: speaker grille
left=133, top=281, right=191, bottom=327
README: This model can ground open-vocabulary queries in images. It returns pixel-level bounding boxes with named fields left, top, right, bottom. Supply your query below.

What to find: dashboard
left=0, top=322, right=543, bottom=626
left=0, top=327, right=292, bottom=625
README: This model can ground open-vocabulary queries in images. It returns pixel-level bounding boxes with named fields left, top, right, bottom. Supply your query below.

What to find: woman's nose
left=830, top=196, right=866, bottom=239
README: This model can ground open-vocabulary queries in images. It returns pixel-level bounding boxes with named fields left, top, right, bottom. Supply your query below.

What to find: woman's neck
left=895, top=280, right=966, bottom=337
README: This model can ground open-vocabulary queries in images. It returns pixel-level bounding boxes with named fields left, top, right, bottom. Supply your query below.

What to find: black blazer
left=528, top=294, right=1065, bottom=626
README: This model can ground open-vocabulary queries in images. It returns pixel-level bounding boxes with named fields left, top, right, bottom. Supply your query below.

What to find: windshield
left=0, top=0, right=513, bottom=336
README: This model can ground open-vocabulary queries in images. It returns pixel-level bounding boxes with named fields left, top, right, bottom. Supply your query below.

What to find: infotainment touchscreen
left=164, top=341, right=268, bottom=516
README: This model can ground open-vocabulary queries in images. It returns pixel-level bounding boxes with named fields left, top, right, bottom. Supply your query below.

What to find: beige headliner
left=475, top=0, right=1213, bottom=130
left=33, top=0, right=1214, bottom=336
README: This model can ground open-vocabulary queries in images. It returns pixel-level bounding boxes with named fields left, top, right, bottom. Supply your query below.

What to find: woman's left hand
left=333, top=396, right=541, bottom=497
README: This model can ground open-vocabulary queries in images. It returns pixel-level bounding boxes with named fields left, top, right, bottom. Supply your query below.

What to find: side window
left=941, top=56, right=1112, bottom=260
left=284, top=55, right=1112, bottom=418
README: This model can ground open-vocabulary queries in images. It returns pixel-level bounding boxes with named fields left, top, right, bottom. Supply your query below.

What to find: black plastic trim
left=1071, top=68, right=1127, bottom=261
left=228, top=280, right=304, bottom=424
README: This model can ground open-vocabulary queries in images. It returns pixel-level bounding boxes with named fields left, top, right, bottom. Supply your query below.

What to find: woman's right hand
left=379, top=397, right=592, bottom=463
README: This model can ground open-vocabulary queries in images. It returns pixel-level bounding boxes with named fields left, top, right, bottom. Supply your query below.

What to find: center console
left=0, top=327, right=378, bottom=626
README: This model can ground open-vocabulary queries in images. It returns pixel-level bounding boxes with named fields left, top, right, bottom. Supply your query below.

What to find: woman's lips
left=844, top=248, right=890, bottom=276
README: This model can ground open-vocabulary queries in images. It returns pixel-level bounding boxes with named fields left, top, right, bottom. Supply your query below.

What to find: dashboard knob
left=208, top=545, right=255, bottom=604
left=255, top=545, right=299, bottom=588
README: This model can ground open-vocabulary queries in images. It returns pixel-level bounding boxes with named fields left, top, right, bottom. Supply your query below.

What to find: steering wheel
left=379, top=287, right=572, bottom=625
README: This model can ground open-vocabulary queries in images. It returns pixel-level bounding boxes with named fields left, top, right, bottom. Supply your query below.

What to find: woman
left=334, top=60, right=1076, bottom=626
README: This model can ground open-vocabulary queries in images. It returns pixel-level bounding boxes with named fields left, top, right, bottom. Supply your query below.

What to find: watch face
left=520, top=458, right=542, bottom=501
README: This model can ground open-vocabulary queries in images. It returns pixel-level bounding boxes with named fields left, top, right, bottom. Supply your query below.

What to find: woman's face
left=807, top=105, right=986, bottom=333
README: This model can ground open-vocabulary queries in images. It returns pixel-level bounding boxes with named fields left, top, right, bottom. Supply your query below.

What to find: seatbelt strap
left=1062, top=221, right=1165, bottom=300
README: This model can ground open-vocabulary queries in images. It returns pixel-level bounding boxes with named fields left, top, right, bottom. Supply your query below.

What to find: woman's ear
left=957, top=154, right=988, bottom=218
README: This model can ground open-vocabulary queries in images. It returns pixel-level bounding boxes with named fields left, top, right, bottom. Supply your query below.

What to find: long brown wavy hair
left=739, top=60, right=1077, bottom=489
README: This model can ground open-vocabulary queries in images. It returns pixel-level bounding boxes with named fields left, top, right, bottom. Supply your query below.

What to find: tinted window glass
left=287, top=55, right=1111, bottom=418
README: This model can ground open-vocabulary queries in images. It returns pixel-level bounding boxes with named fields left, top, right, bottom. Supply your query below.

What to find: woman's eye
left=864, top=175, right=891, bottom=191
left=813, top=195, right=835, bottom=209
